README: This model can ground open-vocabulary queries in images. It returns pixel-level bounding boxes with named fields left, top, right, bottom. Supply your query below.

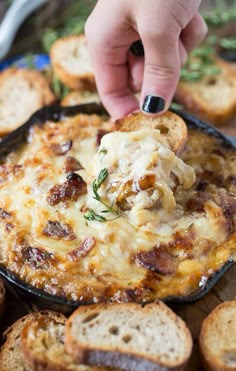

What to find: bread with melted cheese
left=65, top=301, right=193, bottom=371
left=0, top=68, right=55, bottom=136
left=199, top=300, right=236, bottom=371
left=50, top=35, right=96, bottom=91
left=115, top=111, right=188, bottom=154
left=174, top=59, right=236, bottom=125
left=21, top=311, right=108, bottom=371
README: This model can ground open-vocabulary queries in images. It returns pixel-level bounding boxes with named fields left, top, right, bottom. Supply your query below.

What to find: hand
left=85, top=0, right=207, bottom=119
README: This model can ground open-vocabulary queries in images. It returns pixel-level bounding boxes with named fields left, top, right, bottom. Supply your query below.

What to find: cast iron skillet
left=0, top=103, right=235, bottom=312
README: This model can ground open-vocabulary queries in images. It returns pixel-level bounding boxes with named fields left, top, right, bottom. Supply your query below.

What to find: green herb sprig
left=219, top=38, right=236, bottom=50
left=98, top=147, right=108, bottom=156
left=180, top=44, right=221, bottom=82
left=84, top=168, right=121, bottom=222
left=42, top=1, right=96, bottom=53
left=203, top=1, right=236, bottom=27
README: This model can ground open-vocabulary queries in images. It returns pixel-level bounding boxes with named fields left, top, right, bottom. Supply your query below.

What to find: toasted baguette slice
left=115, top=111, right=188, bottom=154
left=0, top=312, right=36, bottom=371
left=199, top=300, right=236, bottom=371
left=0, top=278, right=6, bottom=318
left=61, top=91, right=100, bottom=106
left=21, top=311, right=109, bottom=371
left=175, top=59, right=236, bottom=126
left=50, top=35, right=96, bottom=91
left=0, top=68, right=55, bottom=136
left=65, top=301, right=193, bottom=371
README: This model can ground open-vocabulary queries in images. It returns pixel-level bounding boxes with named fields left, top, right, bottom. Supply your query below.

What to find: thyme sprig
left=98, top=147, right=108, bottom=156
left=180, top=44, right=221, bottom=82
left=84, top=168, right=121, bottom=222
left=219, top=38, right=236, bottom=50
left=203, top=1, right=236, bottom=27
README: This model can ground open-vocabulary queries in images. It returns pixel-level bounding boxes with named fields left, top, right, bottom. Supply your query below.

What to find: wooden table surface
left=0, top=1, right=235, bottom=370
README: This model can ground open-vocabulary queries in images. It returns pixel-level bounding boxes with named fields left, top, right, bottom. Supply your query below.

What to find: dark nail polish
left=142, top=95, right=165, bottom=113
left=130, top=40, right=144, bottom=57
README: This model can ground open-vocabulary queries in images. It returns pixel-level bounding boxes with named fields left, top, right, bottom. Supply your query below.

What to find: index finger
left=85, top=3, right=139, bottom=119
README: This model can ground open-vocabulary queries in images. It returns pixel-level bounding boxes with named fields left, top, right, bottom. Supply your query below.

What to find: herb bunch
left=42, top=1, right=95, bottom=53
left=84, top=168, right=121, bottom=223
left=180, top=44, right=221, bottom=82
left=203, top=0, right=236, bottom=27
left=180, top=1, right=236, bottom=82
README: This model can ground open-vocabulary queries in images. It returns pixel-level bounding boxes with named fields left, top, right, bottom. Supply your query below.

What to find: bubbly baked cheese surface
left=0, top=113, right=235, bottom=303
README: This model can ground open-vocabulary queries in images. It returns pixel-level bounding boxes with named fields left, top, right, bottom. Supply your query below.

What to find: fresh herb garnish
left=98, top=147, right=108, bottom=156
left=170, top=102, right=183, bottom=110
left=84, top=209, right=107, bottom=222
left=84, top=168, right=121, bottom=222
left=51, top=73, right=70, bottom=100
left=41, top=1, right=95, bottom=53
left=180, top=44, right=221, bottom=82
left=180, top=2, right=236, bottom=82
left=219, top=38, right=236, bottom=50
left=203, top=1, right=236, bottom=27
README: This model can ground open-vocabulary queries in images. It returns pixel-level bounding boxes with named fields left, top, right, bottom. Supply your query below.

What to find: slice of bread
left=199, top=300, right=236, bottom=371
left=115, top=111, right=188, bottom=154
left=65, top=301, right=193, bottom=371
left=61, top=91, right=100, bottom=106
left=50, top=35, right=96, bottom=91
left=21, top=311, right=109, bottom=371
left=175, top=59, right=236, bottom=126
left=0, top=278, right=6, bottom=319
left=0, top=68, right=55, bottom=136
left=0, top=312, right=36, bottom=371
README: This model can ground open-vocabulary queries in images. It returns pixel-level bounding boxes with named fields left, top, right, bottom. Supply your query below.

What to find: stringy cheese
left=87, top=129, right=195, bottom=231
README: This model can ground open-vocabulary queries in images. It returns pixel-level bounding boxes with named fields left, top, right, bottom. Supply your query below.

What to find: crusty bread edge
left=65, top=301, right=193, bottom=371
left=0, top=312, right=37, bottom=371
left=0, top=67, right=56, bottom=136
left=175, top=59, right=236, bottom=126
left=66, top=348, right=188, bottom=371
left=115, top=111, right=188, bottom=154
left=20, top=311, right=67, bottom=371
left=199, top=300, right=236, bottom=371
left=50, top=35, right=96, bottom=91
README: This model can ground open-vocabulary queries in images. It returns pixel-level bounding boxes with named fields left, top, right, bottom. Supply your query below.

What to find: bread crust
left=0, top=312, right=35, bottom=371
left=0, top=68, right=55, bottom=135
left=199, top=300, right=236, bottom=371
left=175, top=59, right=236, bottom=126
left=21, top=311, right=106, bottom=371
left=115, top=111, right=188, bottom=154
left=50, top=35, right=96, bottom=91
left=61, top=91, right=100, bottom=106
left=65, top=301, right=193, bottom=371
left=0, top=310, right=65, bottom=371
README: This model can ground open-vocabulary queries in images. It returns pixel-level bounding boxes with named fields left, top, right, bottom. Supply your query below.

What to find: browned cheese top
left=0, top=113, right=235, bottom=303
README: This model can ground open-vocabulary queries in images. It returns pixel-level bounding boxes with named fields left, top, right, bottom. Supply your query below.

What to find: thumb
left=140, top=31, right=180, bottom=115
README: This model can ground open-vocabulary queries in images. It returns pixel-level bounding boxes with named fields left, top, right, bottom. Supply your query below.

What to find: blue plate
left=0, top=54, right=50, bottom=71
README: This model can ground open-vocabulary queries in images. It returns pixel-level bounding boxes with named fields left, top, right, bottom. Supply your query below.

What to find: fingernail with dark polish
left=142, top=95, right=165, bottom=113
left=130, top=40, right=144, bottom=57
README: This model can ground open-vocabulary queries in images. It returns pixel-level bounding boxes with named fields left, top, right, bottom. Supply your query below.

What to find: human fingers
left=85, top=1, right=139, bottom=119
left=128, top=49, right=144, bottom=93
left=180, top=12, right=208, bottom=53
left=136, top=0, right=202, bottom=114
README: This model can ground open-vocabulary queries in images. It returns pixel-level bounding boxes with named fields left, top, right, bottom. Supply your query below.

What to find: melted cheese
left=0, top=113, right=235, bottom=303
left=87, top=128, right=195, bottom=231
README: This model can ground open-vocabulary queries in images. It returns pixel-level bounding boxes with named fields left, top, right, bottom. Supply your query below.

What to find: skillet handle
left=0, top=0, right=48, bottom=61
